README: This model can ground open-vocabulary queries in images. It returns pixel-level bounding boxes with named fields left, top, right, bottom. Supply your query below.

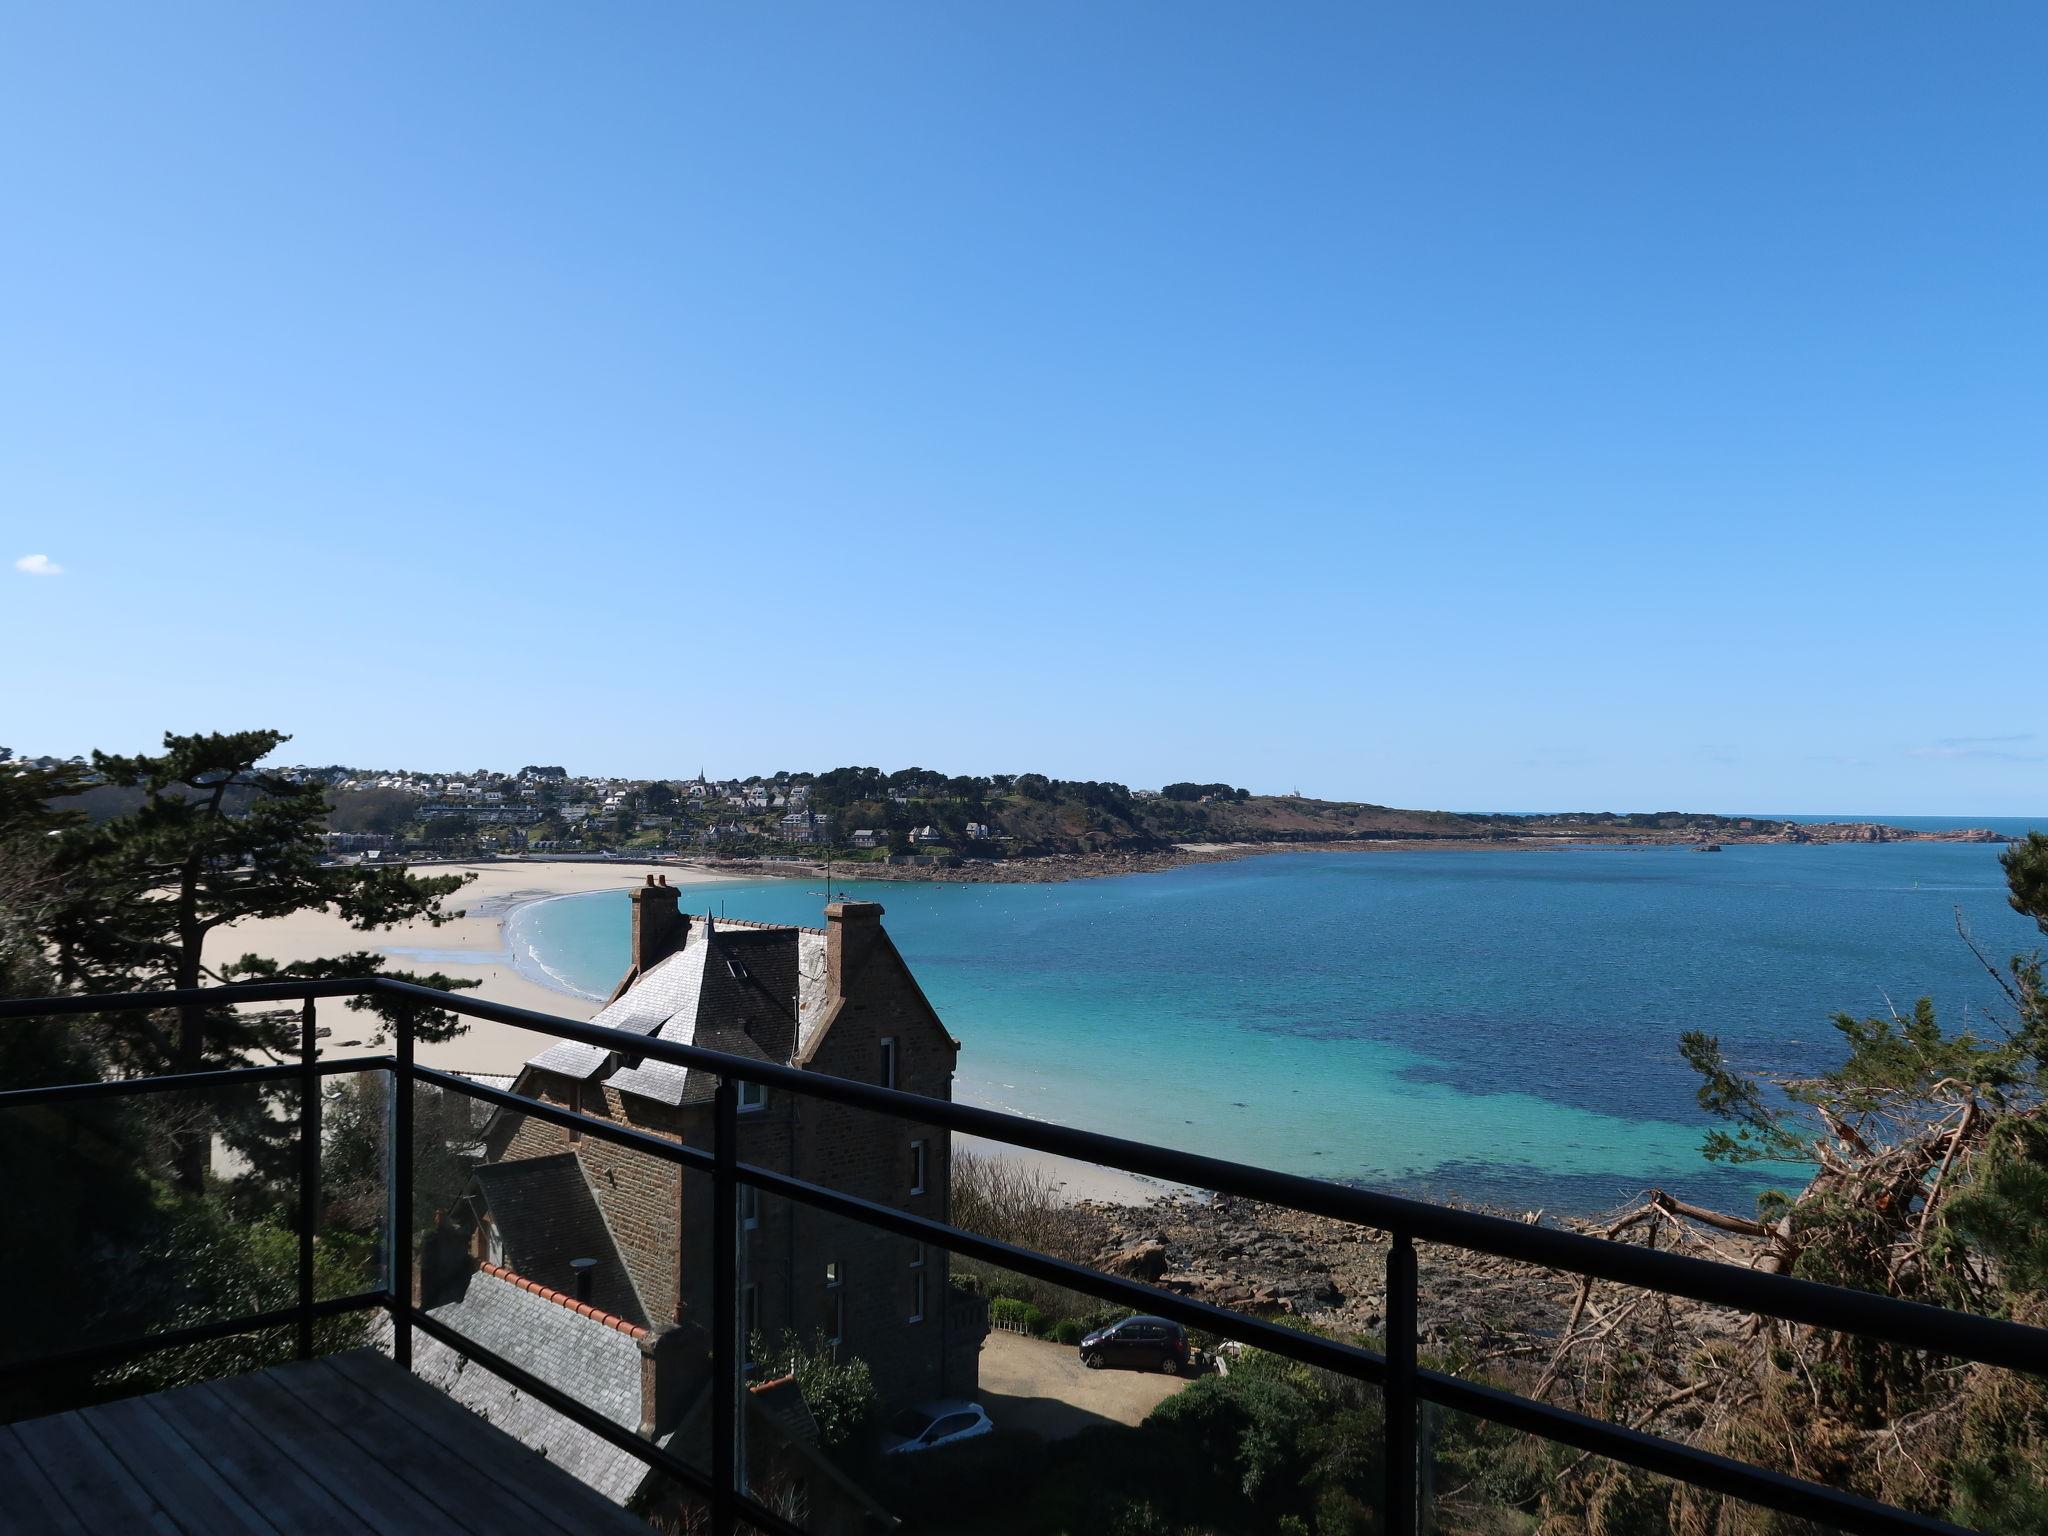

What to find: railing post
left=392, top=1013, right=414, bottom=1370
left=296, top=996, right=319, bottom=1360
left=1386, top=1231, right=1419, bottom=1535
left=711, top=1077, right=739, bottom=1536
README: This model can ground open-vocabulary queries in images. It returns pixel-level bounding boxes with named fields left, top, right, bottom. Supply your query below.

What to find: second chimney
left=825, top=900, right=885, bottom=999
left=631, top=875, right=686, bottom=973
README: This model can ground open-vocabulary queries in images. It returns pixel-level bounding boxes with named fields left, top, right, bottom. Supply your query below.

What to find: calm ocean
left=504, top=828, right=2043, bottom=1215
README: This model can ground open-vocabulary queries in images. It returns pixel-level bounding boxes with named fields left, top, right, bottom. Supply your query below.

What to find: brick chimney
left=825, top=901, right=885, bottom=998
left=631, top=874, right=686, bottom=973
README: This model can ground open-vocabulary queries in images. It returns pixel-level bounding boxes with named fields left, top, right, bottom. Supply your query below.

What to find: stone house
left=467, top=881, right=986, bottom=1419
left=779, top=810, right=825, bottom=843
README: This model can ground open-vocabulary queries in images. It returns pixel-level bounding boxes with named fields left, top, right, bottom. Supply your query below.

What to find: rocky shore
left=1067, top=1189, right=1752, bottom=1360
left=687, top=821, right=2008, bottom=887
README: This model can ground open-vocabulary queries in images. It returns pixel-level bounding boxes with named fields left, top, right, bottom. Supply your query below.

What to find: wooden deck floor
left=0, top=1349, right=654, bottom=1535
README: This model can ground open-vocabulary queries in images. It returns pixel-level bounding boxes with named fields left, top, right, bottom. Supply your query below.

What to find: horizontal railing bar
left=734, top=1159, right=1392, bottom=1386
left=409, top=1064, right=716, bottom=1174
left=1418, top=1368, right=1970, bottom=1536
left=11, top=979, right=2048, bottom=1375
left=381, top=980, right=2048, bottom=1376
left=681, top=1152, right=1974, bottom=1536
left=0, top=1291, right=386, bottom=1383
left=404, top=1305, right=807, bottom=1536
left=0, top=1056, right=390, bottom=1109
left=0, top=979, right=367, bottom=1020
left=413, top=1067, right=1391, bottom=1383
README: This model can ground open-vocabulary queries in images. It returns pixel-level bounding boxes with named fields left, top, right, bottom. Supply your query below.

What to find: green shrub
left=1050, top=1317, right=1087, bottom=1346
left=1148, top=1372, right=1317, bottom=1501
left=990, top=1297, right=1047, bottom=1335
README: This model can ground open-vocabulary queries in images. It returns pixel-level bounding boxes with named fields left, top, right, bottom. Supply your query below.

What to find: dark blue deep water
left=508, top=838, right=2042, bottom=1214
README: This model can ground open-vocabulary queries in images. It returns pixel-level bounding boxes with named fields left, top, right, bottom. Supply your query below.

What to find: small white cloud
left=13, top=554, right=63, bottom=576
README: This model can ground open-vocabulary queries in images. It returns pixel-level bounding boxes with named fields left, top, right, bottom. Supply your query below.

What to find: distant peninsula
left=18, top=755, right=2005, bottom=876
left=233, top=763, right=2009, bottom=877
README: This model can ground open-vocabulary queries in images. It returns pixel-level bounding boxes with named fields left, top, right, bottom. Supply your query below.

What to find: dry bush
left=950, top=1145, right=1084, bottom=1259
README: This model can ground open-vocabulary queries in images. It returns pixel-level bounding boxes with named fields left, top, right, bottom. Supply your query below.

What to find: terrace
left=2, top=977, right=2043, bottom=1535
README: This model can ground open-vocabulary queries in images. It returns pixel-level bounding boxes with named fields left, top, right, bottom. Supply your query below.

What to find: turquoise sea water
left=504, top=835, right=2043, bottom=1213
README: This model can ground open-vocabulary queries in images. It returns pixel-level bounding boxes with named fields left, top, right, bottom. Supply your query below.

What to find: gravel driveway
left=974, top=1331, right=1194, bottom=1441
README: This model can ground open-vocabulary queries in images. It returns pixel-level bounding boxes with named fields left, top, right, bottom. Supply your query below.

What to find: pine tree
left=45, top=729, right=479, bottom=1191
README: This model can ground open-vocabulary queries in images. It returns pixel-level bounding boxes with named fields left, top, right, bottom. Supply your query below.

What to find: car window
left=889, top=1409, right=934, bottom=1440
left=931, top=1413, right=978, bottom=1439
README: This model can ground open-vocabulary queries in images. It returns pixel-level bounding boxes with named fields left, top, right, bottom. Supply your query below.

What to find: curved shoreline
left=500, top=891, right=614, bottom=1003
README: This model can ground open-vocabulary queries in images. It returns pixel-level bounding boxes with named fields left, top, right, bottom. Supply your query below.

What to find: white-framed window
left=909, top=1269, right=926, bottom=1325
left=910, top=1241, right=926, bottom=1270
left=740, top=1182, right=760, bottom=1231
left=910, top=1139, right=927, bottom=1196
left=737, top=1078, right=765, bottom=1112
left=879, top=1037, right=897, bottom=1089
left=824, top=1259, right=841, bottom=1287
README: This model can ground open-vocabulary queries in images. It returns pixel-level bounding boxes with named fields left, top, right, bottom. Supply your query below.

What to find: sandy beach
left=954, top=1132, right=1187, bottom=1206
left=225, top=860, right=734, bottom=1076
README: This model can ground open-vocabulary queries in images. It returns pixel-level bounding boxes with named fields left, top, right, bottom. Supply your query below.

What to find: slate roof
left=520, top=918, right=827, bottom=1110
left=468, top=1154, right=648, bottom=1327
left=375, top=1272, right=655, bottom=1506
left=380, top=1275, right=880, bottom=1523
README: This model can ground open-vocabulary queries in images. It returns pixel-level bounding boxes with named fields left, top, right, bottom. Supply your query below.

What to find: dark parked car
left=1078, top=1315, right=1190, bottom=1374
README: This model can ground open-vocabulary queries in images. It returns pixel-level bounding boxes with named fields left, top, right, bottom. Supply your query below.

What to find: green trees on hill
left=1161, top=782, right=1250, bottom=802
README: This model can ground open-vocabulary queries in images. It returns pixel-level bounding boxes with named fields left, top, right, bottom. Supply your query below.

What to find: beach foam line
left=502, top=892, right=611, bottom=1002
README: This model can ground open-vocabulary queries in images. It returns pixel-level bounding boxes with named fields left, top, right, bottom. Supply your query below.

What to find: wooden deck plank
left=78, top=1391, right=285, bottom=1536
left=204, top=1366, right=477, bottom=1535
left=320, top=1351, right=655, bottom=1536
left=268, top=1355, right=598, bottom=1536
left=157, top=1380, right=380, bottom=1536
left=0, top=1424, right=91, bottom=1536
left=7, top=1408, right=186, bottom=1535
left=0, top=1353, right=663, bottom=1536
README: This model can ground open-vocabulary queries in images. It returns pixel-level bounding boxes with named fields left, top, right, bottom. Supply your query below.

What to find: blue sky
left=2, top=5, right=2042, bottom=814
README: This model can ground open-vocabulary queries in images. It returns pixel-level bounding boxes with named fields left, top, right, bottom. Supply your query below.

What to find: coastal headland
left=677, top=818, right=2009, bottom=886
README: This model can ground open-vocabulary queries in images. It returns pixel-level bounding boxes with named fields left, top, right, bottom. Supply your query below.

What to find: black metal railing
left=3, top=977, right=2042, bottom=1536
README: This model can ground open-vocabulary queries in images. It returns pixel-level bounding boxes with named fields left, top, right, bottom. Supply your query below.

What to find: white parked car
left=879, top=1400, right=995, bottom=1455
